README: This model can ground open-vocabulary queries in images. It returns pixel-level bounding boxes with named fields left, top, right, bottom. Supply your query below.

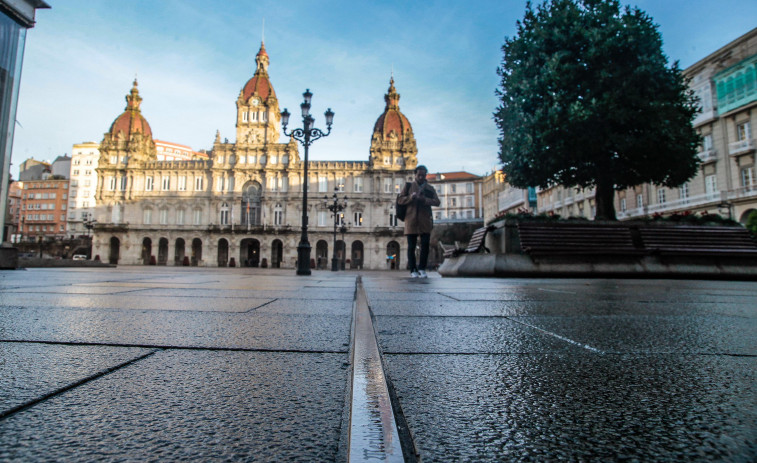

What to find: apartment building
left=67, top=142, right=100, bottom=237
left=427, top=172, right=483, bottom=223
left=615, top=27, right=757, bottom=222
left=18, top=178, right=69, bottom=239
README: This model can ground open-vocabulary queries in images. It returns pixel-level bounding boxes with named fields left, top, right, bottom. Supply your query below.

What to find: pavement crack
left=0, top=349, right=160, bottom=422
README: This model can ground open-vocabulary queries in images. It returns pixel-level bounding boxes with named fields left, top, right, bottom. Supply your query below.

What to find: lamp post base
left=331, top=257, right=339, bottom=272
left=296, top=242, right=311, bottom=275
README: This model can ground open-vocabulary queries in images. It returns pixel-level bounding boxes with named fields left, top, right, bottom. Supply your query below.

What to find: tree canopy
left=494, top=0, right=701, bottom=220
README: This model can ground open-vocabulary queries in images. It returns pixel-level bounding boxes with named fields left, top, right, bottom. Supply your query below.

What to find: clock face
left=252, top=99, right=259, bottom=106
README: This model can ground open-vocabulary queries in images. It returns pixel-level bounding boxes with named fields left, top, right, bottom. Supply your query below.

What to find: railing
left=617, top=192, right=722, bottom=219
left=697, top=149, right=717, bottom=163
left=729, top=139, right=755, bottom=156
left=435, top=217, right=485, bottom=224
left=727, top=185, right=757, bottom=201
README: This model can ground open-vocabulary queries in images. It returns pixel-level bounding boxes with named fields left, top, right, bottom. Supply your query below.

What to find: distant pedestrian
left=397, top=165, right=440, bottom=278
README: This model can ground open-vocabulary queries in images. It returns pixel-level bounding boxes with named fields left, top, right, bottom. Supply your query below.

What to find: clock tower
left=236, top=42, right=280, bottom=147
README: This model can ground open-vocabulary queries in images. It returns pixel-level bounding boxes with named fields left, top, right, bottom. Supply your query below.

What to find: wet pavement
left=0, top=267, right=755, bottom=461
left=1, top=268, right=352, bottom=462
left=364, top=276, right=757, bottom=462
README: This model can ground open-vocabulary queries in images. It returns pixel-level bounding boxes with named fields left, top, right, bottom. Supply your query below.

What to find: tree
left=495, top=0, right=701, bottom=220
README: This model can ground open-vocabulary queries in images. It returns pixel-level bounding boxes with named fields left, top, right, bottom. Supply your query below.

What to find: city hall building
left=92, top=43, right=419, bottom=269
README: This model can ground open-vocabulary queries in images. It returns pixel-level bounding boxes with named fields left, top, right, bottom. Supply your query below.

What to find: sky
left=10, top=0, right=757, bottom=179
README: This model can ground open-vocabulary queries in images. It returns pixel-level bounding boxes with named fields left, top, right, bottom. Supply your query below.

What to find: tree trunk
left=594, top=180, right=617, bottom=221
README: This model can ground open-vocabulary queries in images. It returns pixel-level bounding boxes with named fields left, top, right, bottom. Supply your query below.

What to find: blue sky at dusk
left=10, top=0, right=757, bottom=178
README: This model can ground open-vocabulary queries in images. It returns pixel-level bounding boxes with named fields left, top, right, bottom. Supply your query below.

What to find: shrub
left=746, top=210, right=757, bottom=235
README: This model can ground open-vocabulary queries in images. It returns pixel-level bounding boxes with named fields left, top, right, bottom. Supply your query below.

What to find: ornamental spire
left=255, top=41, right=269, bottom=74
left=125, top=78, right=142, bottom=111
left=384, top=76, right=400, bottom=110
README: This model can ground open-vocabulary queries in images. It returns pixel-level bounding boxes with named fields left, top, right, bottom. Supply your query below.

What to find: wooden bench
left=517, top=222, right=645, bottom=257
left=442, top=226, right=493, bottom=258
left=639, top=226, right=757, bottom=257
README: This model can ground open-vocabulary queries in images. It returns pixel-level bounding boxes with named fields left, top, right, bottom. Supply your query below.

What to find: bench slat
left=517, top=222, right=757, bottom=258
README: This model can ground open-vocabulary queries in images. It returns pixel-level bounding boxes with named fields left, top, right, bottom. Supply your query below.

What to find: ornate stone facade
left=92, top=43, right=420, bottom=270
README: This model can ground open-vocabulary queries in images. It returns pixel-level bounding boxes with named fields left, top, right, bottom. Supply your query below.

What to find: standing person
left=397, top=165, right=440, bottom=278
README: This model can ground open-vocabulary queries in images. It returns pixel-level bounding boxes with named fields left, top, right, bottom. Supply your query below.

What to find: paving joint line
left=0, top=339, right=346, bottom=354
left=0, top=349, right=160, bottom=421
left=244, top=298, right=279, bottom=312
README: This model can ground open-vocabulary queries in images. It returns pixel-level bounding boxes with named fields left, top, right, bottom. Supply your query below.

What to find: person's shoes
left=410, top=271, right=419, bottom=278
left=418, top=270, right=428, bottom=278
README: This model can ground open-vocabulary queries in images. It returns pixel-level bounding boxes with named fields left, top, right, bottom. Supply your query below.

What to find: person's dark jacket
left=397, top=181, right=440, bottom=235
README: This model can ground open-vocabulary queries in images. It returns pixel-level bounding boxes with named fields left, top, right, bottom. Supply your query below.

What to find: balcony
left=727, top=185, right=757, bottom=201
left=616, top=207, right=645, bottom=220
left=729, top=138, right=755, bottom=156
left=697, top=149, right=717, bottom=163
left=616, top=192, right=723, bottom=219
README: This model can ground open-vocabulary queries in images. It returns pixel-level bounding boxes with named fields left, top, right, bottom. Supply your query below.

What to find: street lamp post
left=339, top=222, right=349, bottom=269
left=324, top=188, right=347, bottom=271
left=83, top=213, right=97, bottom=237
left=281, top=89, right=334, bottom=276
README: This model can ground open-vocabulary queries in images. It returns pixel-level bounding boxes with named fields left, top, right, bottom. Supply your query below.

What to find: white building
left=67, top=142, right=99, bottom=237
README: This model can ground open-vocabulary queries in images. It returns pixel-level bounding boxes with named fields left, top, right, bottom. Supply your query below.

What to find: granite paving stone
left=0, top=307, right=351, bottom=351
left=382, top=353, right=757, bottom=462
left=0, top=350, right=348, bottom=462
left=0, top=342, right=152, bottom=413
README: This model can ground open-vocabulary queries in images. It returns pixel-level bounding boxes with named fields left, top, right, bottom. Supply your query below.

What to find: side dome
left=108, top=79, right=153, bottom=138
left=372, top=77, right=413, bottom=140
left=241, top=42, right=276, bottom=102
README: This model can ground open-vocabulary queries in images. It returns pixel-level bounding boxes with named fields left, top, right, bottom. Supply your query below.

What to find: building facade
left=92, top=43, right=420, bottom=269
left=18, top=177, right=69, bottom=239
left=6, top=180, right=21, bottom=242
left=614, top=27, right=757, bottom=222
left=0, top=0, right=49, bottom=249
left=427, top=172, right=484, bottom=223
left=67, top=141, right=100, bottom=237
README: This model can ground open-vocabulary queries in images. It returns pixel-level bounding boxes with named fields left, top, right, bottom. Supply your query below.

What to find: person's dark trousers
left=407, top=233, right=431, bottom=271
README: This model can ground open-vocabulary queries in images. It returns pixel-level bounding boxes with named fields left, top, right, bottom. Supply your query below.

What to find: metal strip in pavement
left=348, top=277, right=405, bottom=462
